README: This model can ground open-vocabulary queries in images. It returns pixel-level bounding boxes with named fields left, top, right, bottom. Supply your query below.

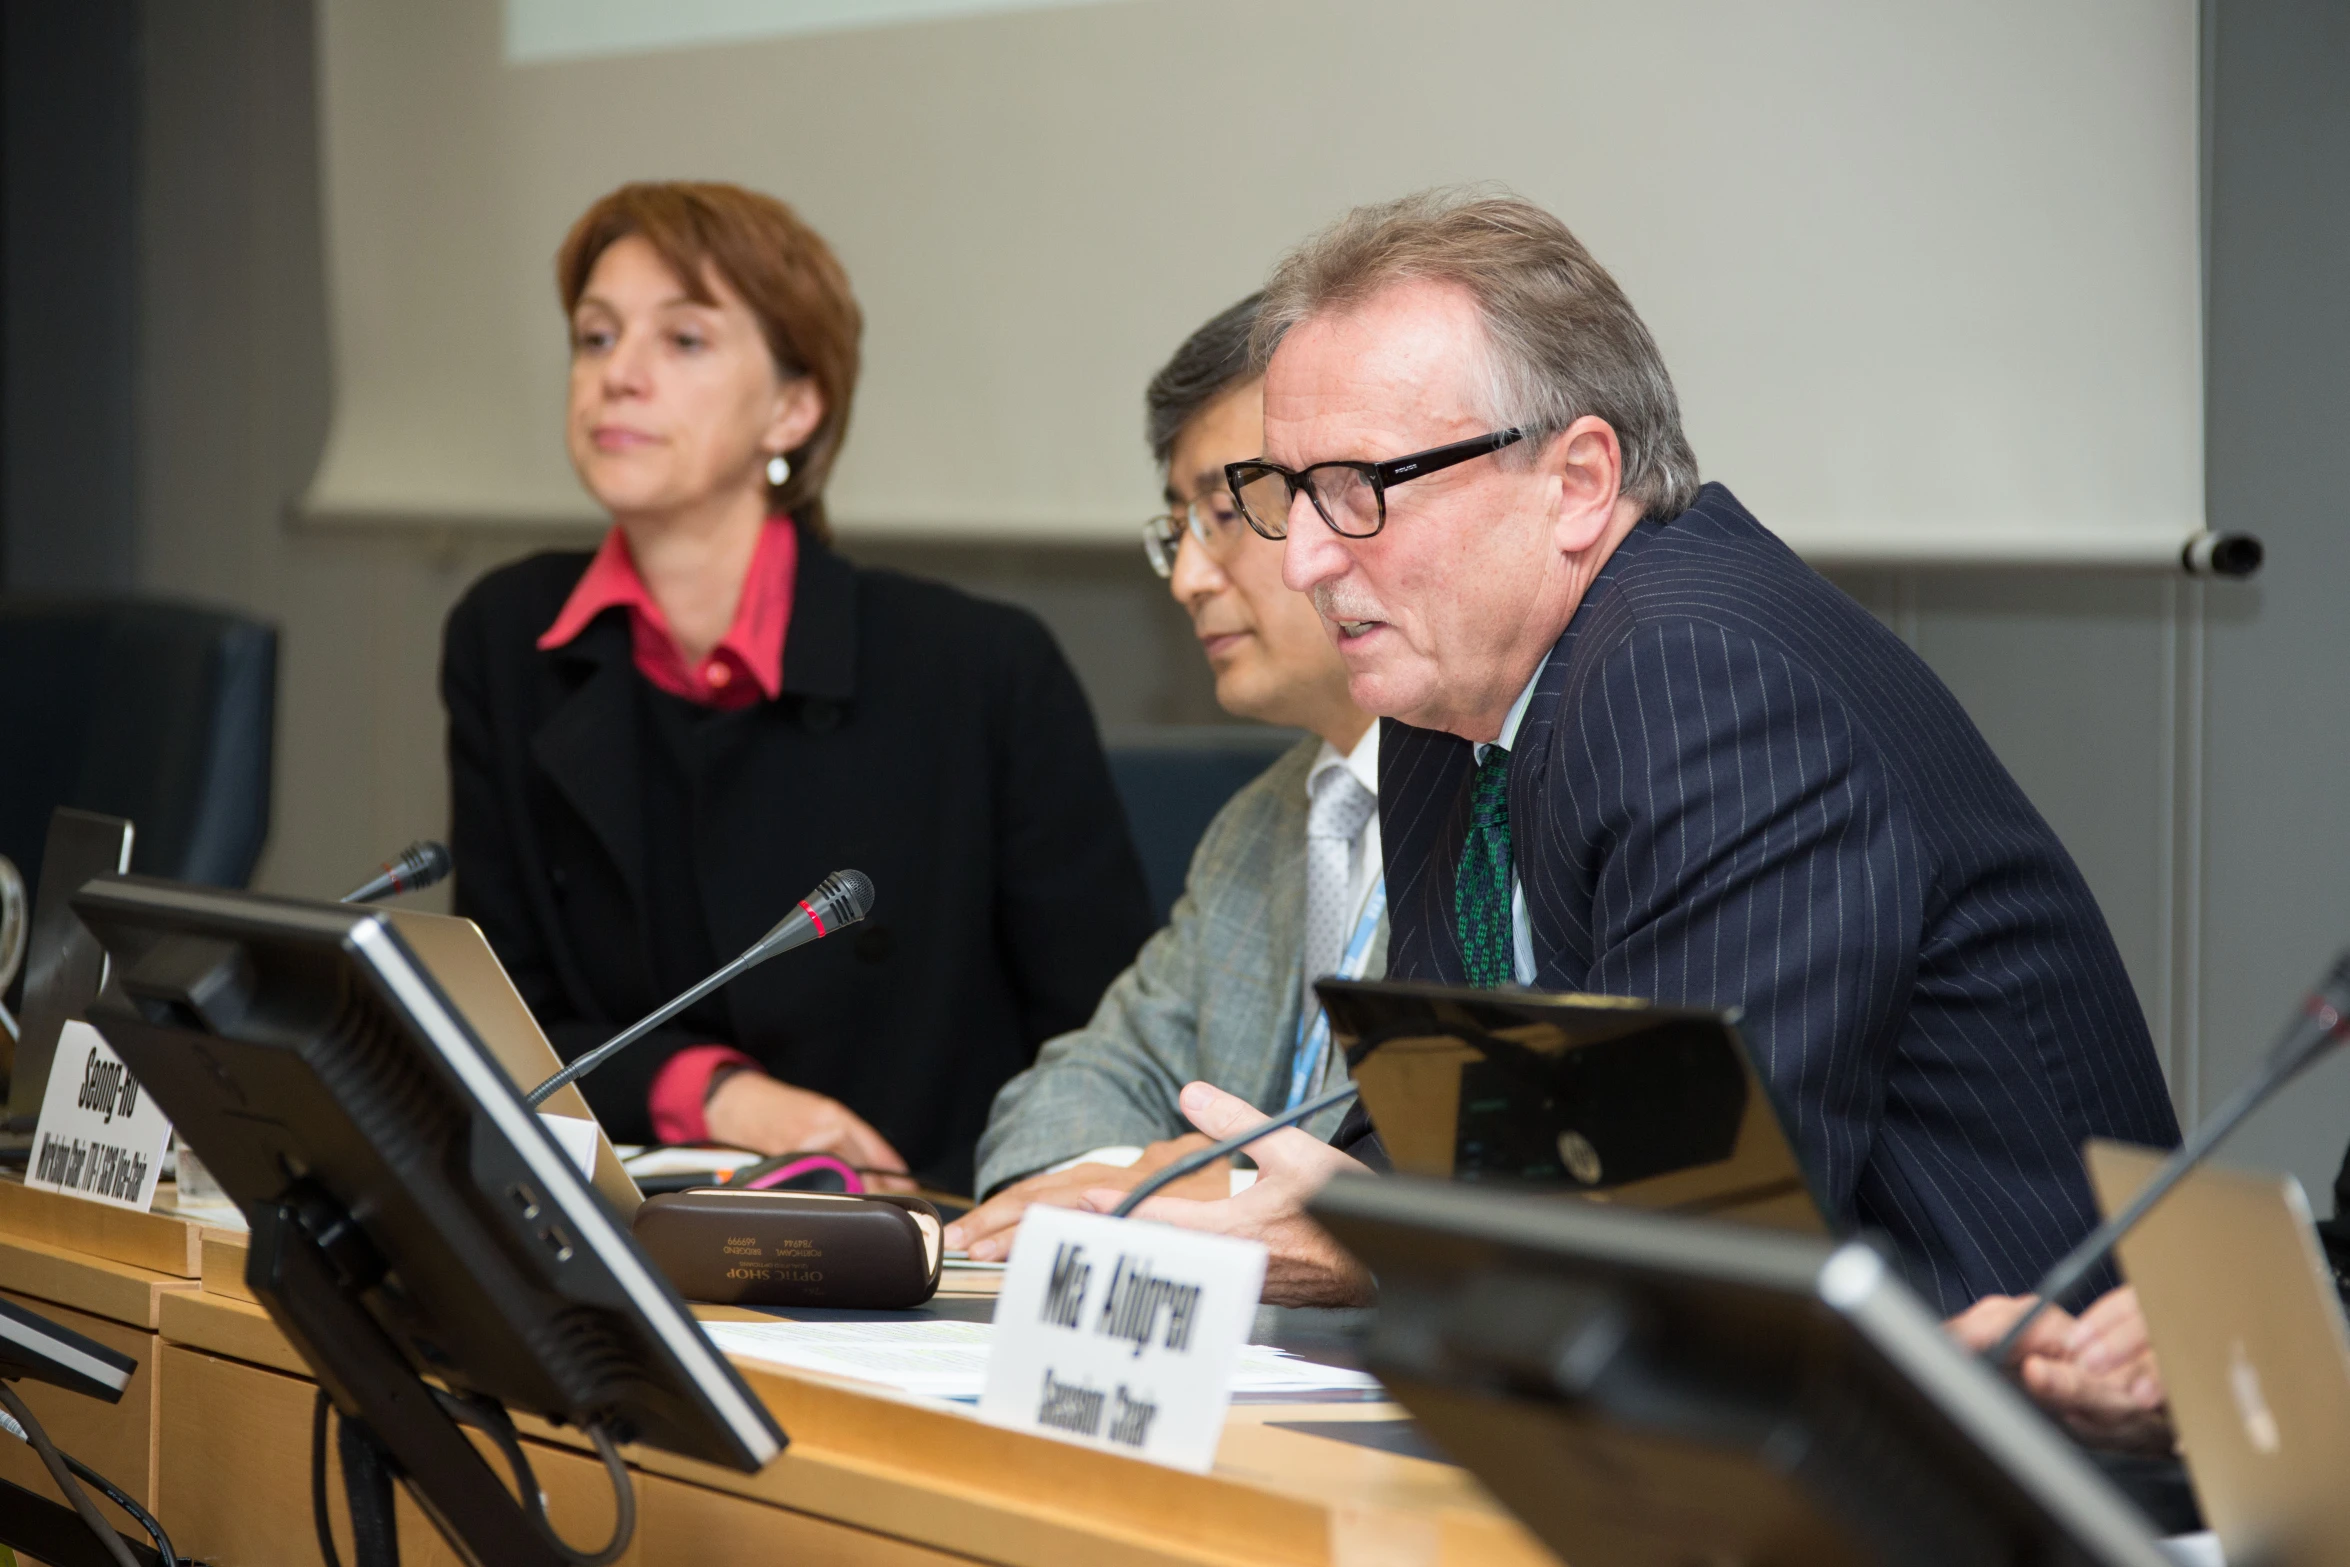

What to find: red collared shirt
left=536, top=516, right=799, bottom=709
left=538, top=517, right=799, bottom=1139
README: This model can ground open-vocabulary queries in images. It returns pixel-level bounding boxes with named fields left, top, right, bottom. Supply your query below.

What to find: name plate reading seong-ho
left=980, top=1205, right=1266, bottom=1472
left=26, top=1020, right=174, bottom=1211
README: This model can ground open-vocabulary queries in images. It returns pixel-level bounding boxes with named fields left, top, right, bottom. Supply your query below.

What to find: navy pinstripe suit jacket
left=1374, top=484, right=2180, bottom=1312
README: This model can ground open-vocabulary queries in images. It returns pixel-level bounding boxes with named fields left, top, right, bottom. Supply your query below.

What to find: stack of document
left=702, top=1318, right=1383, bottom=1402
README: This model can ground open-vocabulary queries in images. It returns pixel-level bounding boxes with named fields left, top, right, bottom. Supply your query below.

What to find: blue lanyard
left=1286, top=876, right=1387, bottom=1111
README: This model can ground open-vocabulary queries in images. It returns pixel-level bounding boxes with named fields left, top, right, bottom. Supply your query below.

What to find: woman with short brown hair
left=442, top=182, right=1151, bottom=1191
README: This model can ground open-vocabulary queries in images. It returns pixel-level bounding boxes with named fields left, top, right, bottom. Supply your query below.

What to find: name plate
left=980, top=1205, right=1266, bottom=1472
left=26, top=1020, right=173, bottom=1212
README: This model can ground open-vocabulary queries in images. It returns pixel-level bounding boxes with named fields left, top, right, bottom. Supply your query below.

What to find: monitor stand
left=0, top=1477, right=161, bottom=1567
left=250, top=1184, right=575, bottom=1567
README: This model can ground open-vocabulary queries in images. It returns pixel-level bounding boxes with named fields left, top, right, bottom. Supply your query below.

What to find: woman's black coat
left=440, top=530, right=1154, bottom=1191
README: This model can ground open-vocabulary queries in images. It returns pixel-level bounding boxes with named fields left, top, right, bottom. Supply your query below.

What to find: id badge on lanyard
left=1285, top=877, right=1387, bottom=1112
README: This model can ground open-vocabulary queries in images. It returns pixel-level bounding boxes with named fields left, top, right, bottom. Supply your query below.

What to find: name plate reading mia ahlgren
left=980, top=1205, right=1266, bottom=1472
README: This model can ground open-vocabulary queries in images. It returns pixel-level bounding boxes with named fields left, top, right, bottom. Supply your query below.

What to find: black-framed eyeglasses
left=1223, top=428, right=1524, bottom=542
left=1140, top=488, right=1249, bottom=578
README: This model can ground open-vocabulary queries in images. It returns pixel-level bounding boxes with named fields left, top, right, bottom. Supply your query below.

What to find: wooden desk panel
left=0, top=1176, right=217, bottom=1277
left=158, top=1343, right=635, bottom=1567
left=0, top=1290, right=159, bottom=1543
left=0, top=1231, right=196, bottom=1329
left=150, top=1279, right=1554, bottom=1567
left=156, top=1284, right=307, bottom=1378
left=156, top=1345, right=984, bottom=1566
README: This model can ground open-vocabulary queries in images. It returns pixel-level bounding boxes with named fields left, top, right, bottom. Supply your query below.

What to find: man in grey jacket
left=947, top=296, right=1384, bottom=1260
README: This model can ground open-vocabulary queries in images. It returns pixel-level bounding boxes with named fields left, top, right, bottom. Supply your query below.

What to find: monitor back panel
left=1312, top=1175, right=2168, bottom=1567
left=1320, top=978, right=1824, bottom=1233
left=6, top=809, right=133, bottom=1124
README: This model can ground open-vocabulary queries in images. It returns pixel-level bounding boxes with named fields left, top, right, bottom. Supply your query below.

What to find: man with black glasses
left=1107, top=189, right=2181, bottom=1315
left=945, top=296, right=1383, bottom=1294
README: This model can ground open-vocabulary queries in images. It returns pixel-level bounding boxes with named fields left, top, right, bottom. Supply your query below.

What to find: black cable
left=312, top=1390, right=344, bottom=1567
left=336, top=1407, right=401, bottom=1567
left=0, top=1386, right=173, bottom=1565
left=1110, top=1082, right=1361, bottom=1218
left=313, top=1384, right=638, bottom=1567
left=431, top=1390, right=636, bottom=1566
left=0, top=1382, right=138, bottom=1567
left=61, top=1451, right=176, bottom=1567
left=578, top=1424, right=636, bottom=1567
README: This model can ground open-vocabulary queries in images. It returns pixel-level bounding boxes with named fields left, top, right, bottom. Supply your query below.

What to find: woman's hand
left=702, top=1071, right=912, bottom=1189
left=944, top=1135, right=1223, bottom=1262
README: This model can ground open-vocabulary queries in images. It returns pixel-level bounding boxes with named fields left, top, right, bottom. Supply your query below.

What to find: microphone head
left=2294, top=947, right=2350, bottom=1062
left=812, top=869, right=874, bottom=927
left=406, top=840, right=454, bottom=888
left=749, top=871, right=876, bottom=954
left=340, top=839, right=455, bottom=903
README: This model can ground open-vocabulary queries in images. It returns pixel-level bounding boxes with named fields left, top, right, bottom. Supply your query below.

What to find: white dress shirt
left=1048, top=722, right=1382, bottom=1194
left=1301, top=719, right=1385, bottom=1005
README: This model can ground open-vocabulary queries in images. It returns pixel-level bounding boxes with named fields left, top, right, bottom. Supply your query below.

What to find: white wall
left=304, top=0, right=2206, bottom=565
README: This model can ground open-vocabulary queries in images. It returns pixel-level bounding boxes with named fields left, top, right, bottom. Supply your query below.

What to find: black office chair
left=0, top=598, right=277, bottom=898
left=1105, top=726, right=1301, bottom=925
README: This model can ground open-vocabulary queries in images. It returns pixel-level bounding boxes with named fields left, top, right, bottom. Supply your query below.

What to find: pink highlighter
left=725, top=1152, right=866, bottom=1194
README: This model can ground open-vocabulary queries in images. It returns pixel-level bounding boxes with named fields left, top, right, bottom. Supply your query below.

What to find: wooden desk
left=13, top=1209, right=1557, bottom=1566
left=0, top=1227, right=201, bottom=1550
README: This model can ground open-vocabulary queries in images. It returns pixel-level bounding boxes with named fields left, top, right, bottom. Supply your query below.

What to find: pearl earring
left=765, top=453, right=792, bottom=487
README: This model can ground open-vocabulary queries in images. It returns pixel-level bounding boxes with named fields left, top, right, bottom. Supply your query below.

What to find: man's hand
left=703, top=1071, right=913, bottom=1190
left=1076, top=1081, right=1375, bottom=1307
left=1944, top=1287, right=2171, bottom=1454
left=1944, top=1292, right=2078, bottom=1361
left=945, top=1135, right=1223, bottom=1261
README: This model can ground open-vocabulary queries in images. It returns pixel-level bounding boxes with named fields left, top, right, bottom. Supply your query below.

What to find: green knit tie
left=1454, top=746, right=1516, bottom=988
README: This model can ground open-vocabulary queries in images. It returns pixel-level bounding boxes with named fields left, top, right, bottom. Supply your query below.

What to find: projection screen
left=303, top=0, right=2206, bottom=567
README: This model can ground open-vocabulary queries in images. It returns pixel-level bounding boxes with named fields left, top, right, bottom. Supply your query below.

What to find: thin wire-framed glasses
left=1141, top=488, right=1250, bottom=578
left=1223, top=428, right=1524, bottom=542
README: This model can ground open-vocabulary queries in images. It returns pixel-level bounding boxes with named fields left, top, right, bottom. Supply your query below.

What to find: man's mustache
left=1311, top=586, right=1383, bottom=625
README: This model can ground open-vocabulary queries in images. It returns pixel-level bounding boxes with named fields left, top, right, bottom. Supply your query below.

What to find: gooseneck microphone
left=341, top=841, right=454, bottom=904
left=1988, top=948, right=2350, bottom=1367
left=524, top=869, right=874, bottom=1109
left=1109, top=1081, right=1361, bottom=1218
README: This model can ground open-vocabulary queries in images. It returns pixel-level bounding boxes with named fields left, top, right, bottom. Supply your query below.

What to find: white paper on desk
left=703, top=1319, right=996, bottom=1398
left=703, top=1317, right=1380, bottom=1408
left=621, top=1145, right=762, bottom=1179
left=25, top=1021, right=173, bottom=1212
left=536, top=1114, right=601, bottom=1180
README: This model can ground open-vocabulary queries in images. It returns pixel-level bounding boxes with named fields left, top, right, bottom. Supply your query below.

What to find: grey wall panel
left=2, top=0, right=140, bottom=591
left=2194, top=0, right=2350, bottom=1196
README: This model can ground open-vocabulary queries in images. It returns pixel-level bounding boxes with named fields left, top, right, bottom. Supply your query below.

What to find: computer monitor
left=1318, top=978, right=1824, bottom=1232
left=5, top=808, right=133, bottom=1131
left=72, top=876, right=782, bottom=1567
left=1310, top=1175, right=2172, bottom=1567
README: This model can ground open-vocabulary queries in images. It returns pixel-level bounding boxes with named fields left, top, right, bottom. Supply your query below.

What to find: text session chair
left=0, top=598, right=276, bottom=898
left=1106, top=726, right=1301, bottom=925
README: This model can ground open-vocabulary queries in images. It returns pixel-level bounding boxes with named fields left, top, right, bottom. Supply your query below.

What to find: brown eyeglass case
left=632, top=1190, right=943, bottom=1309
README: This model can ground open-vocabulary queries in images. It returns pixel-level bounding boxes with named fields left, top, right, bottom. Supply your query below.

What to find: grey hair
left=1145, top=292, right=1263, bottom=467
left=1251, top=188, right=1701, bottom=518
